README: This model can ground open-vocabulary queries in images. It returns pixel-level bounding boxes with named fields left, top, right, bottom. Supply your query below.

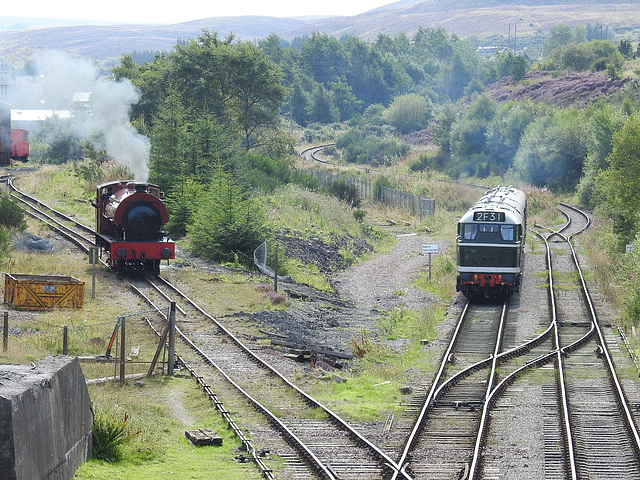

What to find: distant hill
left=0, top=0, right=639, bottom=63
left=0, top=17, right=317, bottom=63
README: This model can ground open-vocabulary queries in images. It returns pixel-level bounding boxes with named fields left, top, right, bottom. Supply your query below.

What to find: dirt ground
left=237, top=229, right=449, bottom=364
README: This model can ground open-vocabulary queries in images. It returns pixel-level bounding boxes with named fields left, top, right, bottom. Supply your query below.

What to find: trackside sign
left=422, top=244, right=439, bottom=254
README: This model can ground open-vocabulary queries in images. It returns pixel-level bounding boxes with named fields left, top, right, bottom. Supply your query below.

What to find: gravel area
left=241, top=230, right=451, bottom=360
left=331, top=233, right=446, bottom=312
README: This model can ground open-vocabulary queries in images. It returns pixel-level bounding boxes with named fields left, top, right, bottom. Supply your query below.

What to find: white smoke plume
left=31, top=50, right=150, bottom=181
left=91, top=78, right=150, bottom=181
left=34, top=50, right=97, bottom=109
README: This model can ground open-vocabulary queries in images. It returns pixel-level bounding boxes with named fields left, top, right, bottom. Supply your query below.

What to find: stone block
left=0, top=356, right=93, bottom=480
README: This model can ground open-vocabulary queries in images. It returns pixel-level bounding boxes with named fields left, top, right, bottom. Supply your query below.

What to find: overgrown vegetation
left=92, top=411, right=137, bottom=461
left=0, top=191, right=26, bottom=263
left=74, top=377, right=264, bottom=480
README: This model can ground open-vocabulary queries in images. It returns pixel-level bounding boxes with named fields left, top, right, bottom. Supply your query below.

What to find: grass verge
left=73, top=376, right=263, bottom=480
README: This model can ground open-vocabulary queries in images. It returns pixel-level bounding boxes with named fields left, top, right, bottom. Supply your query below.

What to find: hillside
left=1, top=0, right=639, bottom=63
left=485, top=71, right=633, bottom=107
left=0, top=17, right=315, bottom=62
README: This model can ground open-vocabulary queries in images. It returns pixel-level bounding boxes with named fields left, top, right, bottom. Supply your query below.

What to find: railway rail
left=390, top=296, right=560, bottom=479
left=131, top=274, right=406, bottom=479
left=300, top=145, right=335, bottom=165
left=7, top=172, right=640, bottom=479
left=389, top=202, right=640, bottom=480
left=544, top=204, right=640, bottom=479
left=6, top=176, right=97, bottom=254
left=3, top=176, right=303, bottom=478
left=5, top=175, right=406, bottom=479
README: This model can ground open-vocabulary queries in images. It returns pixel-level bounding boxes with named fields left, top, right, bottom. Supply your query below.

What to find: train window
left=501, top=225, right=515, bottom=241
left=462, top=224, right=478, bottom=240
left=479, top=224, right=499, bottom=233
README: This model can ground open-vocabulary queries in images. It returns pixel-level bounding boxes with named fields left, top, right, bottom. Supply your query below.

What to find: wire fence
left=1, top=308, right=173, bottom=380
left=253, top=239, right=275, bottom=278
left=303, top=169, right=435, bottom=219
left=1, top=309, right=116, bottom=354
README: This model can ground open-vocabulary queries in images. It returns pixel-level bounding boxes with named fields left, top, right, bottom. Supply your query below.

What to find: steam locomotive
left=456, top=185, right=526, bottom=299
left=94, top=180, right=175, bottom=275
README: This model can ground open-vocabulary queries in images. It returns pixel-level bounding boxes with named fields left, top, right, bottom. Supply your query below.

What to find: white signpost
left=422, top=244, right=439, bottom=254
left=422, top=244, right=439, bottom=281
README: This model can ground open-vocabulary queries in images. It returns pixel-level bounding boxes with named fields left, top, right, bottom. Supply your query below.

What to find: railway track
left=9, top=173, right=640, bottom=479
left=6, top=175, right=406, bottom=479
left=300, top=145, right=335, bottom=165
left=396, top=302, right=508, bottom=479
left=6, top=176, right=97, bottom=254
left=131, top=274, right=405, bottom=480
left=389, top=295, right=561, bottom=479
left=546, top=204, right=640, bottom=479
left=388, top=202, right=640, bottom=480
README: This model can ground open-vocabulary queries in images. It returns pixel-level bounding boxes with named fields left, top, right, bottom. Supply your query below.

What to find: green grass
left=73, top=376, right=264, bottom=480
left=15, top=164, right=95, bottom=224
left=310, top=370, right=404, bottom=420
left=280, top=257, right=333, bottom=291
left=377, top=303, right=445, bottom=342
left=414, top=254, right=456, bottom=301
left=306, top=338, right=443, bottom=421
left=305, top=302, right=446, bottom=422
left=0, top=247, right=157, bottom=369
left=268, top=184, right=365, bottom=239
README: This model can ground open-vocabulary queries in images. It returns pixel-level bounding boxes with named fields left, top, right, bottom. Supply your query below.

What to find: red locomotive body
left=10, top=129, right=29, bottom=161
left=94, top=180, right=174, bottom=275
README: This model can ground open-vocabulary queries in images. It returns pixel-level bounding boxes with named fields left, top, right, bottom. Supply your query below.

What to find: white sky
left=1, top=0, right=396, bottom=24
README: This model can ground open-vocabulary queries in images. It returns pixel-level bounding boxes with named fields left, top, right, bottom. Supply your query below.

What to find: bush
left=188, top=166, right=269, bottom=266
left=409, top=153, right=433, bottom=172
left=323, top=179, right=362, bottom=208
left=383, top=94, right=433, bottom=134
left=190, top=218, right=267, bottom=266
left=73, top=157, right=133, bottom=193
left=336, top=128, right=409, bottom=167
left=349, top=329, right=377, bottom=358
left=525, top=187, right=556, bottom=215
left=353, top=209, right=366, bottom=222
left=0, top=193, right=26, bottom=230
left=265, top=291, right=288, bottom=305
left=93, top=411, right=136, bottom=461
left=236, top=152, right=295, bottom=194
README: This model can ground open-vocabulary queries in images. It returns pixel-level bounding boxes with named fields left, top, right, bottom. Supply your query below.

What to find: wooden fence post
left=3, top=312, right=8, bottom=352
left=167, top=302, right=176, bottom=376
left=119, top=316, right=126, bottom=383
left=62, top=325, right=68, bottom=355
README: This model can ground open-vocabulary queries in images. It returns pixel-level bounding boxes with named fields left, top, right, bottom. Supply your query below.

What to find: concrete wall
left=0, top=356, right=93, bottom=480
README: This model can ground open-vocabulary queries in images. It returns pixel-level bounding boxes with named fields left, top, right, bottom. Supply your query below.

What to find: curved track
left=7, top=176, right=97, bottom=254
left=548, top=204, right=640, bottom=479
left=9, top=173, right=640, bottom=479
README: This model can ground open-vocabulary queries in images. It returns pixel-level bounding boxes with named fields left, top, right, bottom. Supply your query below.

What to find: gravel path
left=331, top=233, right=446, bottom=312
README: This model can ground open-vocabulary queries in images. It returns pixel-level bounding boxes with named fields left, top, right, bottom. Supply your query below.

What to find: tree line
left=26, top=25, right=640, bottom=273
